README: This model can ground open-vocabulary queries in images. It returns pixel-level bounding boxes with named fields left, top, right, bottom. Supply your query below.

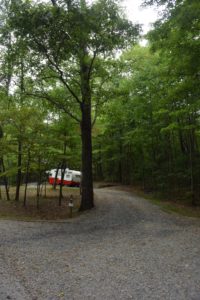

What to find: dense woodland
left=0, top=0, right=199, bottom=211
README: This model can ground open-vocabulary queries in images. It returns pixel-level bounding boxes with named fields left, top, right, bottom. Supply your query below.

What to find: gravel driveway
left=0, top=187, right=200, bottom=300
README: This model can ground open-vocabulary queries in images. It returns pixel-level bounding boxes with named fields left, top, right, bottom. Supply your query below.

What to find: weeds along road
left=0, top=187, right=200, bottom=300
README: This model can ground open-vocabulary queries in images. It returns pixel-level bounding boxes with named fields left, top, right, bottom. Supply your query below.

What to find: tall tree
left=144, top=0, right=200, bottom=203
left=8, top=0, right=140, bottom=210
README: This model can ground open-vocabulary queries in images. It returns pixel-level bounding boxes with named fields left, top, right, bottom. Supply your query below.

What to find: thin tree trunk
left=97, top=142, right=103, bottom=180
left=189, top=133, right=195, bottom=206
left=53, top=163, right=60, bottom=190
left=141, top=150, right=146, bottom=191
left=118, top=133, right=123, bottom=183
left=44, top=180, right=47, bottom=198
left=0, top=126, right=10, bottom=201
left=1, top=35, right=12, bottom=200
left=1, top=158, right=10, bottom=201
left=59, top=138, right=67, bottom=206
left=59, top=170, right=64, bottom=205
left=59, top=163, right=66, bottom=206
left=23, top=149, right=30, bottom=207
left=15, top=140, right=22, bottom=201
left=36, top=156, right=42, bottom=209
left=37, top=183, right=40, bottom=209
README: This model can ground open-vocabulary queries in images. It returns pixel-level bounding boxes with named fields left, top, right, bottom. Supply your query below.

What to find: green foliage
left=94, top=36, right=200, bottom=203
left=1, top=0, right=199, bottom=209
left=4, top=0, right=140, bottom=209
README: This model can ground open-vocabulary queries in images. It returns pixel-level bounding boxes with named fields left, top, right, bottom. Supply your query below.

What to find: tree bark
left=79, top=102, right=94, bottom=211
left=15, top=140, right=22, bottom=201
left=189, top=131, right=196, bottom=206
left=59, top=137, right=67, bottom=206
left=79, top=47, right=94, bottom=211
left=118, top=131, right=123, bottom=183
left=59, top=163, right=66, bottom=206
left=23, top=149, right=30, bottom=207
left=53, top=163, right=60, bottom=190
left=0, top=126, right=10, bottom=201
left=36, top=156, right=42, bottom=209
left=97, top=142, right=103, bottom=180
left=0, top=158, right=10, bottom=201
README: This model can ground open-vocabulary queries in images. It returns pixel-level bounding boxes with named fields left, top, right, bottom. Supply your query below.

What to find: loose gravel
left=0, top=187, right=200, bottom=300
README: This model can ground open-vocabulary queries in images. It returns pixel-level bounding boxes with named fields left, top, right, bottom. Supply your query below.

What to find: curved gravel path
left=0, top=187, right=200, bottom=300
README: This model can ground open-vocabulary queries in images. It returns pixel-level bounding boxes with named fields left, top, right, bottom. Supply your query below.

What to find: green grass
left=143, top=193, right=200, bottom=218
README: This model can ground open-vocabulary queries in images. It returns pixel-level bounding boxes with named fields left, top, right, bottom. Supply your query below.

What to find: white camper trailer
left=48, top=168, right=81, bottom=187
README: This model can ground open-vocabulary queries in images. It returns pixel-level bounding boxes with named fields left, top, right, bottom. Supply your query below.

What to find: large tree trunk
left=79, top=102, right=94, bottom=211
left=79, top=48, right=94, bottom=211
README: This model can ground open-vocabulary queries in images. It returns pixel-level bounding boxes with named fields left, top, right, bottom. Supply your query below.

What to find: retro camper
left=47, top=168, right=81, bottom=187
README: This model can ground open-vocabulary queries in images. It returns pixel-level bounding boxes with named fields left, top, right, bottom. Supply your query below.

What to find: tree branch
left=32, top=37, right=82, bottom=105
left=51, top=0, right=57, bottom=6
left=88, top=51, right=97, bottom=81
left=91, top=77, right=109, bottom=127
left=49, top=60, right=82, bottom=105
left=26, top=92, right=81, bottom=123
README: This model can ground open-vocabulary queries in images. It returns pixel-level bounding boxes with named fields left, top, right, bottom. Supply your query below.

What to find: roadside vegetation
left=134, top=187, right=200, bottom=219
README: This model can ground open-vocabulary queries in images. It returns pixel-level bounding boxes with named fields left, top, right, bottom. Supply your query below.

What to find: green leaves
left=147, top=0, right=200, bottom=77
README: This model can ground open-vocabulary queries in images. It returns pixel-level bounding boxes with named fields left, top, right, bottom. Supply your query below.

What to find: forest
left=0, top=0, right=199, bottom=215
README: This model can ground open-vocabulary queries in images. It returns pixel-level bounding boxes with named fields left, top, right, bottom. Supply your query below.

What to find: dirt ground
left=0, top=185, right=80, bottom=220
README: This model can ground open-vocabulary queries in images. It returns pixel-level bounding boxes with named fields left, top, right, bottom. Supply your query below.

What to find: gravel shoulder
left=0, top=187, right=200, bottom=300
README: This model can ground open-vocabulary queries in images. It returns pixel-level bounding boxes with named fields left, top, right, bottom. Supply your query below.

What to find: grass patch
left=0, top=185, right=81, bottom=221
left=139, top=190, right=200, bottom=218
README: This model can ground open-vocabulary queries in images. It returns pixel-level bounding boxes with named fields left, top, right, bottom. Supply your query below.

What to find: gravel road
left=0, top=187, right=200, bottom=300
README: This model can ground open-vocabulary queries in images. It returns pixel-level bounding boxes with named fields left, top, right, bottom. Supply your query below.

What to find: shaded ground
left=0, top=186, right=80, bottom=220
left=0, top=186, right=200, bottom=300
left=116, top=185, right=200, bottom=219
